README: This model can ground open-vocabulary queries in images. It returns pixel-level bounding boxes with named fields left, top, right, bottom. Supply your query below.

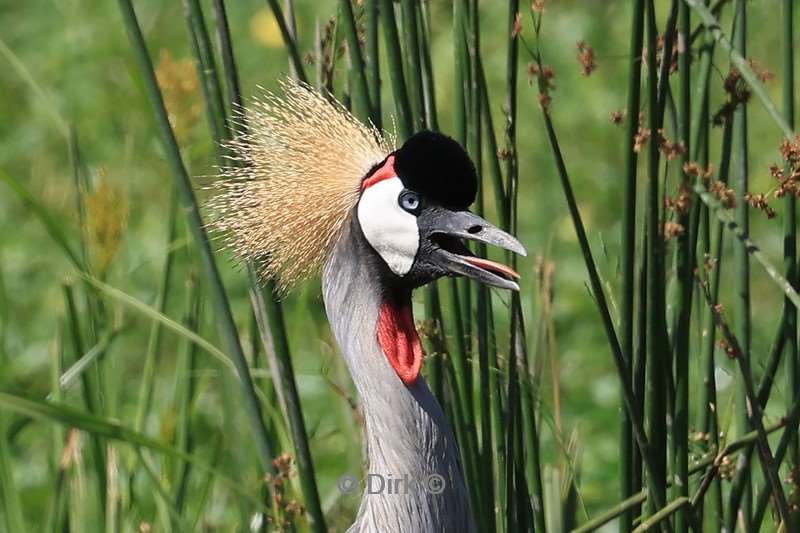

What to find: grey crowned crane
left=209, top=80, right=526, bottom=532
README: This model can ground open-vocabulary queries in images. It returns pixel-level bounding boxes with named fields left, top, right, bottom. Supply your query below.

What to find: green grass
left=2, top=0, right=800, bottom=531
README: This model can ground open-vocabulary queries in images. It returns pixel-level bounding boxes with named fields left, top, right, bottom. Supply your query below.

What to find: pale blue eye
left=399, top=191, right=421, bottom=214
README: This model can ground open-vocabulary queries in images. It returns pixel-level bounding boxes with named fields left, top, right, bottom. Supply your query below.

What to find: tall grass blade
left=365, top=0, right=381, bottom=128
left=619, top=1, right=644, bottom=530
left=0, top=416, right=26, bottom=533
left=135, top=190, right=178, bottom=432
left=0, top=392, right=271, bottom=512
left=339, top=0, right=372, bottom=122
left=114, top=0, right=276, bottom=481
left=265, top=0, right=309, bottom=83
left=781, top=0, right=798, bottom=478
left=671, top=2, right=692, bottom=530
left=378, top=0, right=412, bottom=138
left=687, top=0, right=795, bottom=139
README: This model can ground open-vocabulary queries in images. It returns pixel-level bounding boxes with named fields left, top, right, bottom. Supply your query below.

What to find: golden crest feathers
left=207, top=79, right=392, bottom=293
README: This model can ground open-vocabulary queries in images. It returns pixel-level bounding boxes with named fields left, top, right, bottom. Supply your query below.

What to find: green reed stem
left=365, top=0, right=381, bottom=128
left=782, top=0, right=798, bottom=474
left=115, top=0, right=276, bottom=483
left=184, top=0, right=226, bottom=145
left=671, top=2, right=692, bottom=530
left=752, top=393, right=800, bottom=528
left=729, top=1, right=754, bottom=526
left=687, top=0, right=795, bottom=140
left=644, top=1, right=669, bottom=522
left=0, top=415, right=25, bottom=533
left=173, top=278, right=200, bottom=514
left=697, top=277, right=792, bottom=527
left=135, top=190, right=177, bottom=433
left=418, top=1, right=438, bottom=130
left=339, top=0, right=372, bottom=122
left=209, top=4, right=326, bottom=527
left=574, top=414, right=794, bottom=533
left=379, top=0, right=412, bottom=139
left=619, top=2, right=644, bottom=530
left=400, top=0, right=424, bottom=130
left=537, top=90, right=666, bottom=513
left=265, top=0, right=308, bottom=83
left=633, top=498, right=690, bottom=533
left=62, top=283, right=107, bottom=511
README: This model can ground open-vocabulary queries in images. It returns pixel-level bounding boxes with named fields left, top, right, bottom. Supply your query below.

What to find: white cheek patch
left=358, top=177, right=420, bottom=276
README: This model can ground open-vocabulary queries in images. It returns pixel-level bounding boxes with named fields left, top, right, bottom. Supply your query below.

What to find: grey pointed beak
left=420, top=208, right=527, bottom=291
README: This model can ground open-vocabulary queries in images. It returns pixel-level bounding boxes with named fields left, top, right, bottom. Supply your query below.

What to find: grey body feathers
left=322, top=215, right=475, bottom=533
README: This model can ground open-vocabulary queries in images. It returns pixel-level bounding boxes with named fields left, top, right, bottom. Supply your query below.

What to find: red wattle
left=377, top=298, right=423, bottom=385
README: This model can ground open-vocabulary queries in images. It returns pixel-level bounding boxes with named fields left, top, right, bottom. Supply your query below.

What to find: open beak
left=421, top=208, right=527, bottom=291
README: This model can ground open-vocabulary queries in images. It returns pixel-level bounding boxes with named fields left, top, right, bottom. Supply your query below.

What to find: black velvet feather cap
left=392, top=130, right=478, bottom=209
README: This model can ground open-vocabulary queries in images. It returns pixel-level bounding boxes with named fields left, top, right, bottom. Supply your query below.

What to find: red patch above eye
left=361, top=155, right=396, bottom=191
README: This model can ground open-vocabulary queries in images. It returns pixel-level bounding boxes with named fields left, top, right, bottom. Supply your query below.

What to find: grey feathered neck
left=322, top=213, right=475, bottom=533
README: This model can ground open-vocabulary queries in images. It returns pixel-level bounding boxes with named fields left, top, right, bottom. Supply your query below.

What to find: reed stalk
left=644, top=1, right=668, bottom=520
left=365, top=0, right=381, bottom=128
left=339, top=0, right=372, bottom=122
left=619, top=1, right=644, bottom=530
left=697, top=277, right=792, bottom=526
left=400, top=0, right=424, bottom=131
left=782, top=0, right=798, bottom=477
left=265, top=0, right=308, bottom=83
left=730, top=0, right=754, bottom=526
left=670, top=1, right=691, bottom=529
left=378, top=0, right=412, bottom=139
left=115, top=0, right=276, bottom=487
left=207, top=3, right=326, bottom=527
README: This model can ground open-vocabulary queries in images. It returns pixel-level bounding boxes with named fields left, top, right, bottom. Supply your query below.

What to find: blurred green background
left=0, top=0, right=796, bottom=529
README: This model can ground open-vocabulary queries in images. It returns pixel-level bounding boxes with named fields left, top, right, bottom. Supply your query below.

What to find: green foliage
left=1, top=0, right=800, bottom=531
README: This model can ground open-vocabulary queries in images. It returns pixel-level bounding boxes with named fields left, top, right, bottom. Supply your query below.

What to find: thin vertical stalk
left=536, top=92, right=666, bottom=513
left=782, top=0, right=797, bottom=472
left=173, top=279, right=200, bottom=514
left=0, top=416, right=25, bottom=533
left=365, top=0, right=382, bottom=128
left=671, top=1, right=691, bottom=530
left=184, top=0, right=226, bottom=145
left=212, top=0, right=240, bottom=120
left=515, top=305, right=545, bottom=532
left=619, top=1, right=644, bottom=530
left=465, top=4, right=493, bottom=532
left=135, top=190, right=178, bottom=433
left=63, top=283, right=107, bottom=511
left=444, top=0, right=476, bottom=487
left=115, top=0, right=275, bottom=483
left=752, top=394, right=800, bottom=528
left=209, top=4, right=326, bottom=528
left=729, top=0, right=752, bottom=527
left=478, top=60, right=509, bottom=229
left=378, top=0, right=412, bottom=139
left=454, top=1, right=473, bottom=363
left=698, top=280, right=792, bottom=527
left=339, top=0, right=372, bottom=122
left=264, top=0, right=308, bottom=83
left=644, top=0, right=668, bottom=521
left=418, top=1, right=438, bottom=130
left=477, top=57, right=509, bottom=533
left=400, top=0, right=424, bottom=130
left=696, top=34, right=725, bottom=532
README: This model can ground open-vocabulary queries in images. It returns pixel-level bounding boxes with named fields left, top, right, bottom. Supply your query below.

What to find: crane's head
left=357, top=130, right=525, bottom=291
left=208, top=79, right=525, bottom=295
